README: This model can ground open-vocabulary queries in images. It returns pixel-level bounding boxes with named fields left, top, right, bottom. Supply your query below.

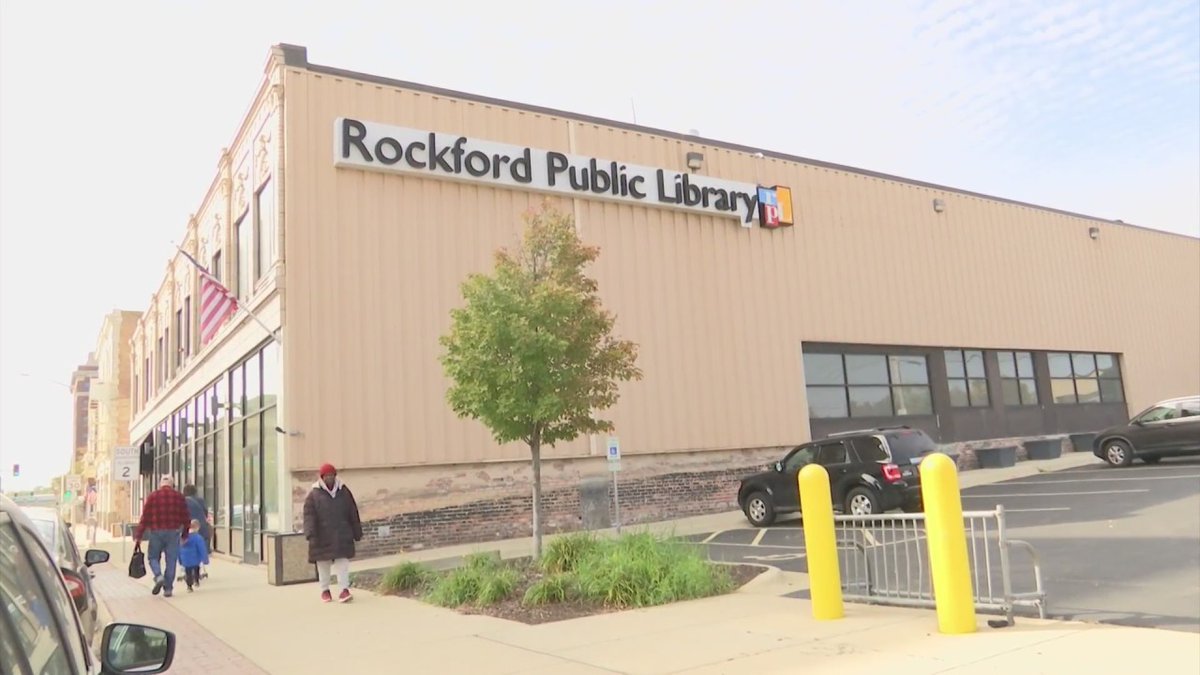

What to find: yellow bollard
left=798, top=463, right=844, bottom=620
left=920, top=452, right=977, bottom=634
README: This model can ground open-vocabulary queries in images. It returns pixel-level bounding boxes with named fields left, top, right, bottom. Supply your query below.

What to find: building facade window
left=174, top=310, right=183, bottom=369
left=236, top=215, right=253, bottom=301
left=211, top=250, right=223, bottom=283
left=255, top=178, right=277, bottom=282
left=803, top=352, right=933, bottom=419
left=156, top=337, right=164, bottom=389
left=945, top=349, right=988, bottom=408
left=184, top=296, right=192, bottom=358
left=997, top=351, right=1038, bottom=406
left=1049, top=352, right=1124, bottom=404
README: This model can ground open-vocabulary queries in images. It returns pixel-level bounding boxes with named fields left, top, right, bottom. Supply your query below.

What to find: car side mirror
left=1130, top=419, right=1143, bottom=426
left=85, top=549, right=111, bottom=567
left=101, top=624, right=176, bottom=675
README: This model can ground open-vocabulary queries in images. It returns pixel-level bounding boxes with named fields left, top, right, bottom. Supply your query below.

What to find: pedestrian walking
left=302, top=463, right=363, bottom=603
left=179, top=519, right=210, bottom=593
left=182, top=484, right=212, bottom=578
left=133, top=475, right=191, bottom=598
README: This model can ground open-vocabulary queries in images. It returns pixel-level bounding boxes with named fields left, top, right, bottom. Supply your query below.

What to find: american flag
left=176, top=248, right=238, bottom=346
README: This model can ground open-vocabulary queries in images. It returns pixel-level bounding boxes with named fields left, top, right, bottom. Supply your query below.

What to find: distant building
left=128, top=44, right=1200, bottom=564
left=65, top=356, right=98, bottom=522
left=86, top=310, right=142, bottom=533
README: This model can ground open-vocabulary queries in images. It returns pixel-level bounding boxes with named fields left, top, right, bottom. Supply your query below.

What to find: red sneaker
left=320, top=590, right=332, bottom=603
left=338, top=589, right=353, bottom=603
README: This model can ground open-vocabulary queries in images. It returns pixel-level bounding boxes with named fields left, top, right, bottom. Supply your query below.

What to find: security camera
left=752, top=152, right=764, bottom=159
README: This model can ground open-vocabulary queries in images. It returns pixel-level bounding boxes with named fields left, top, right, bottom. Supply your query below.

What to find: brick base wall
left=939, top=434, right=1066, bottom=470
left=353, top=460, right=767, bottom=559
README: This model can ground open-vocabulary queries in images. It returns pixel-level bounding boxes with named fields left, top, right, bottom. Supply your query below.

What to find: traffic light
left=64, top=490, right=73, bottom=501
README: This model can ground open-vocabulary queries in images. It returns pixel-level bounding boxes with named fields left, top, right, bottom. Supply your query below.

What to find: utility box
left=264, top=532, right=317, bottom=586
left=579, top=477, right=612, bottom=530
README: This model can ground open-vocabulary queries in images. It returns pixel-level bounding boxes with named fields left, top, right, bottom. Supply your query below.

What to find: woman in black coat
left=302, top=463, right=363, bottom=603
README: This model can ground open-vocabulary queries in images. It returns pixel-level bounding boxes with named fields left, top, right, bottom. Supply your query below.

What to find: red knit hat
left=318, top=463, right=337, bottom=477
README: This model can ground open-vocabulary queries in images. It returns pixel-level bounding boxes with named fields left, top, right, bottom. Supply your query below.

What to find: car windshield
left=25, top=515, right=70, bottom=565
left=28, top=518, right=57, bottom=550
left=884, top=429, right=937, bottom=462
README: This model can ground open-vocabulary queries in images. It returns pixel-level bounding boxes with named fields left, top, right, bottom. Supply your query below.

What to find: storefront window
left=245, top=352, right=262, bottom=415
left=215, top=380, right=228, bottom=423
left=231, top=421, right=244, bottom=528
left=215, top=428, right=227, bottom=527
left=231, top=366, right=244, bottom=420
left=203, top=435, right=216, bottom=514
left=262, top=407, right=279, bottom=532
left=262, top=341, right=280, bottom=409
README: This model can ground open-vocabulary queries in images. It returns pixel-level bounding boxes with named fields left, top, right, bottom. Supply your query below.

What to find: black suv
left=737, top=426, right=937, bottom=527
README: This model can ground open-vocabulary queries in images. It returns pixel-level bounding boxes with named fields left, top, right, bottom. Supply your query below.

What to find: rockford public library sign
left=334, top=117, right=794, bottom=229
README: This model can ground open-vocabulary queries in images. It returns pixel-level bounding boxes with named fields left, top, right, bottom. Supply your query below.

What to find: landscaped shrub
left=426, top=553, right=519, bottom=607
left=542, top=531, right=733, bottom=609
left=541, top=532, right=602, bottom=574
left=421, top=534, right=735, bottom=610
left=378, top=561, right=430, bottom=593
left=523, top=573, right=574, bottom=605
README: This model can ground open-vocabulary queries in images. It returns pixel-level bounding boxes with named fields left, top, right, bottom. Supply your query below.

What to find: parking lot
left=688, top=457, right=1200, bottom=632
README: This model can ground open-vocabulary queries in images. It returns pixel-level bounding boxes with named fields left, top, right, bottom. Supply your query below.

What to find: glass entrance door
left=241, top=441, right=261, bottom=564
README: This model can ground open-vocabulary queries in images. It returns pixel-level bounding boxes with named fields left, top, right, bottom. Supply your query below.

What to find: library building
left=127, top=44, right=1199, bottom=562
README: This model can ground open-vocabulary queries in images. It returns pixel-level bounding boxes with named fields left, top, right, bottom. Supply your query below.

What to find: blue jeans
left=146, top=529, right=181, bottom=592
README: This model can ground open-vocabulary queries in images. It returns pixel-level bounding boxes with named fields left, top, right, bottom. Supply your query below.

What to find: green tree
left=439, top=203, right=642, bottom=559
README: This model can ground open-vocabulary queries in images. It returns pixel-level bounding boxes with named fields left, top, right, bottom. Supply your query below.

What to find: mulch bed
left=352, top=563, right=767, bottom=625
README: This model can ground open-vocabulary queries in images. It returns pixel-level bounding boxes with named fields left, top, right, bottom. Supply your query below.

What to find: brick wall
left=353, top=460, right=768, bottom=558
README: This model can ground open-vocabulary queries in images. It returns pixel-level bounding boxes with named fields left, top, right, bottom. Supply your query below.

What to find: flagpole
left=174, top=244, right=282, bottom=348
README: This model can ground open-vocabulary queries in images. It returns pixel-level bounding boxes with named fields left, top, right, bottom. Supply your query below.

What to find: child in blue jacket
left=179, top=519, right=211, bottom=592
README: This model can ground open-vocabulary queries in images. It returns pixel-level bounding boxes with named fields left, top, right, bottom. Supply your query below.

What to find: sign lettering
left=334, top=118, right=794, bottom=229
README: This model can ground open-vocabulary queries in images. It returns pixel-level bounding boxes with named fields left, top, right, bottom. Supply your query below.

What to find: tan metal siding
left=282, top=68, right=1200, bottom=471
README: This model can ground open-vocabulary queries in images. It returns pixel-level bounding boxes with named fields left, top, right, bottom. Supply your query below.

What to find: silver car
left=1, top=494, right=177, bottom=674
left=22, top=506, right=106, bottom=643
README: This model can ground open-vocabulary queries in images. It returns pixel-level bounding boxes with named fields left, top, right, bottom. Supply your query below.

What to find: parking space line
left=1056, top=467, right=1193, bottom=475
left=699, top=530, right=727, bottom=544
left=964, top=489, right=1150, bottom=497
left=703, top=541, right=806, bottom=551
left=1002, top=475, right=1200, bottom=485
left=750, top=529, right=768, bottom=546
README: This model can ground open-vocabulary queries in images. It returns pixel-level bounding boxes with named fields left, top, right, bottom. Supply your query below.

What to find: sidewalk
left=101, top=557, right=1200, bottom=674
left=90, top=565, right=266, bottom=674
left=90, top=452, right=1200, bottom=674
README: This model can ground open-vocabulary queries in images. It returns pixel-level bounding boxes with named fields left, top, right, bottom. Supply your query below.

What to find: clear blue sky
left=1, top=0, right=1197, bottom=491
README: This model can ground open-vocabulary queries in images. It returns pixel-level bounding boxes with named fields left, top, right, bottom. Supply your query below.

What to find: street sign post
left=65, top=474, right=82, bottom=498
left=112, top=447, right=139, bottom=482
left=606, top=437, right=621, bottom=533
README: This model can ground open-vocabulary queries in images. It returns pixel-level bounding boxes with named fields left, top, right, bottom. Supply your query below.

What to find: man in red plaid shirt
left=134, top=475, right=191, bottom=597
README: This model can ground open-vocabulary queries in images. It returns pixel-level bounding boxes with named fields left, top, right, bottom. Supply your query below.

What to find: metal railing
left=834, top=505, right=1045, bottom=624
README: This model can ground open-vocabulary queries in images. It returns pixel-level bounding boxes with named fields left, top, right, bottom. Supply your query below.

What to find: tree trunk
left=530, top=433, right=543, bottom=560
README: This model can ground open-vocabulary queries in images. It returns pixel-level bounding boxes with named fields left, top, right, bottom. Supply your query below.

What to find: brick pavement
left=90, top=564, right=267, bottom=674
